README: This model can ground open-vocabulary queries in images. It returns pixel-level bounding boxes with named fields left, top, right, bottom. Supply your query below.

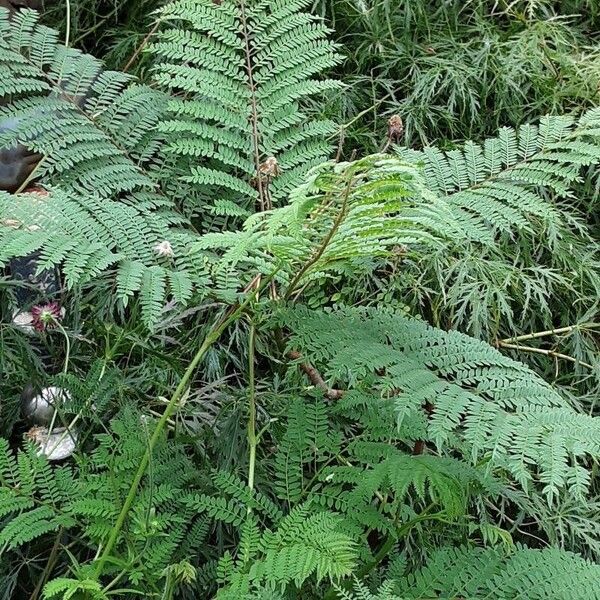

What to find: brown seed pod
left=258, top=156, right=281, bottom=179
left=387, top=115, right=404, bottom=144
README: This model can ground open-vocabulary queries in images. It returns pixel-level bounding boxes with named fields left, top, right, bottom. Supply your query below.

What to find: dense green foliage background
left=0, top=1, right=599, bottom=598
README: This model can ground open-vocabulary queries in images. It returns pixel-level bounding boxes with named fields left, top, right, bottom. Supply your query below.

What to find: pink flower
left=31, top=302, right=62, bottom=332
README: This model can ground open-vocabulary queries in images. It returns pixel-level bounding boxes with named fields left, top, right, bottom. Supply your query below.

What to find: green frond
left=326, top=453, right=494, bottom=520
left=236, top=517, right=262, bottom=569
left=43, top=578, right=108, bottom=600
left=192, top=155, right=455, bottom=294
left=151, top=0, right=342, bottom=214
left=0, top=505, right=67, bottom=550
left=1, top=408, right=207, bottom=590
left=217, top=505, right=356, bottom=595
left=397, top=110, right=600, bottom=241
left=183, top=494, right=247, bottom=526
left=213, top=470, right=284, bottom=521
left=0, top=11, right=168, bottom=198
left=0, top=11, right=207, bottom=327
left=0, top=438, right=19, bottom=488
left=0, top=488, right=34, bottom=518
left=338, top=579, right=402, bottom=600
left=0, top=190, right=201, bottom=328
left=277, top=305, right=600, bottom=501
left=394, top=545, right=600, bottom=599
left=272, top=396, right=339, bottom=504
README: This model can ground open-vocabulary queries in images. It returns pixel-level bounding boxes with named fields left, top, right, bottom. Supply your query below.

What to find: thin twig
left=72, top=5, right=121, bottom=46
left=122, top=19, right=161, bottom=73
left=327, top=93, right=392, bottom=140
left=287, top=350, right=345, bottom=400
left=380, top=138, right=391, bottom=153
left=147, top=409, right=176, bottom=430
left=29, top=527, right=64, bottom=600
left=498, top=341, right=595, bottom=370
left=499, top=322, right=600, bottom=344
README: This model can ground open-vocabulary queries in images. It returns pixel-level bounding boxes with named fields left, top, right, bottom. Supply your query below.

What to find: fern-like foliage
left=4, top=12, right=600, bottom=332
left=335, top=579, right=401, bottom=600
left=0, top=10, right=203, bottom=327
left=391, top=544, right=600, bottom=599
left=192, top=155, right=460, bottom=297
left=338, top=545, right=600, bottom=600
left=396, top=111, right=600, bottom=338
left=195, top=105, right=600, bottom=304
left=398, top=114, right=600, bottom=230
left=43, top=578, right=108, bottom=600
left=216, top=507, right=356, bottom=598
left=0, top=437, right=76, bottom=550
left=277, top=305, right=600, bottom=504
left=322, top=452, right=495, bottom=526
left=0, top=410, right=210, bottom=595
left=3, top=5, right=600, bottom=599
left=151, top=0, right=342, bottom=216
left=0, top=189, right=201, bottom=326
left=1, top=407, right=360, bottom=596
left=0, top=10, right=166, bottom=198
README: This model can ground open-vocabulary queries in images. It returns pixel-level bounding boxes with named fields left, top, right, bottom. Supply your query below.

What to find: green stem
left=247, top=316, right=257, bottom=498
left=64, top=0, right=71, bottom=47
left=28, top=527, right=63, bottom=600
left=96, top=300, right=251, bottom=580
left=284, top=174, right=354, bottom=301
left=40, top=321, right=73, bottom=453
left=55, top=321, right=71, bottom=375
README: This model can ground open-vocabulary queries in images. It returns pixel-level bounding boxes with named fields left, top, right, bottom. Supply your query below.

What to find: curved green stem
left=54, top=321, right=71, bottom=375
left=247, top=316, right=257, bottom=496
left=64, top=0, right=71, bottom=47
left=284, top=174, right=354, bottom=301
left=41, top=321, right=72, bottom=453
left=96, top=299, right=252, bottom=580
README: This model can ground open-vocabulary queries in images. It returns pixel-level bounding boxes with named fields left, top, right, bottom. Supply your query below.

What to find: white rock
left=27, top=426, right=77, bottom=461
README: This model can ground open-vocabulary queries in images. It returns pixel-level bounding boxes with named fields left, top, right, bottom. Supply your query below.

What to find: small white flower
left=2, top=219, right=21, bottom=229
left=154, top=240, right=174, bottom=258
